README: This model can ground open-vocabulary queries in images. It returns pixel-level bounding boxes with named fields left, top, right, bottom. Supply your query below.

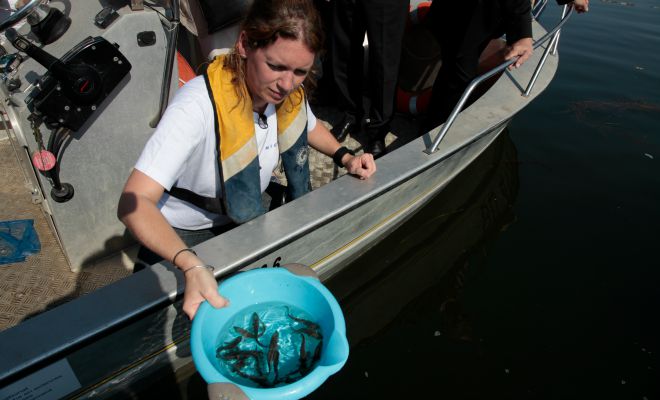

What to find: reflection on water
left=307, top=130, right=520, bottom=399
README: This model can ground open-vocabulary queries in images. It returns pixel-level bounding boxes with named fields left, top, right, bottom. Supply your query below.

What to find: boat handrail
left=524, top=3, right=571, bottom=97
left=533, top=0, right=550, bottom=21
left=425, top=4, right=573, bottom=154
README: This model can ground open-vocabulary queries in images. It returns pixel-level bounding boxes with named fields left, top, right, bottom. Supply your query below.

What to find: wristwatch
left=332, top=146, right=355, bottom=167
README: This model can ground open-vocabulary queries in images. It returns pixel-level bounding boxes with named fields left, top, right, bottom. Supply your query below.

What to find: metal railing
left=425, top=4, right=573, bottom=154
left=533, top=0, right=550, bottom=20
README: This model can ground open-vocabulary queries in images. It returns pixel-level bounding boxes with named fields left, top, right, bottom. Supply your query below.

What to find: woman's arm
left=307, top=122, right=377, bottom=179
left=118, top=169, right=228, bottom=319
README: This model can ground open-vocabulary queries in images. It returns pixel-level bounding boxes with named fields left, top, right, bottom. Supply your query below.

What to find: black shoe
left=332, top=117, right=359, bottom=142
left=365, top=138, right=386, bottom=159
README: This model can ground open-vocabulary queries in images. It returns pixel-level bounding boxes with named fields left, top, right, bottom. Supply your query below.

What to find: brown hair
left=223, top=0, right=324, bottom=106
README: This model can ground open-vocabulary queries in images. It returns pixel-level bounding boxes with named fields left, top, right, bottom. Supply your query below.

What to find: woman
left=117, top=0, right=376, bottom=320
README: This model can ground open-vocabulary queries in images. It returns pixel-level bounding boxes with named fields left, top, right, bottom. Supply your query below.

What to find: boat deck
left=0, top=135, right=132, bottom=330
left=0, top=108, right=419, bottom=332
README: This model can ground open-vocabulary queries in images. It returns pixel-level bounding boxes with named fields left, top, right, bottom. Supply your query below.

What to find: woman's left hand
left=343, top=153, right=377, bottom=179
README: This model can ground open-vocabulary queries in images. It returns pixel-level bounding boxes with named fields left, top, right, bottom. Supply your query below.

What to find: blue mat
left=0, top=219, right=41, bottom=265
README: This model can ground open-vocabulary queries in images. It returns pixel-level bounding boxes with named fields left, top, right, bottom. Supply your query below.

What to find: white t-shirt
left=135, top=76, right=317, bottom=230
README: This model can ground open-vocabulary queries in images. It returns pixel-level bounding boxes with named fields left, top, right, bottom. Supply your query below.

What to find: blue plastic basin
left=191, top=267, right=349, bottom=400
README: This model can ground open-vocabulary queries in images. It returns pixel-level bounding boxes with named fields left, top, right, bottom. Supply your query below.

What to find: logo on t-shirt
left=296, top=146, right=309, bottom=166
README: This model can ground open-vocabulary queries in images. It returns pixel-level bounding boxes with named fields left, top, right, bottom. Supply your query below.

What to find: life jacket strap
left=166, top=186, right=224, bottom=215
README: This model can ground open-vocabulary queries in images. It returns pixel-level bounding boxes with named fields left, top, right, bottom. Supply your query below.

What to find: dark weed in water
left=569, top=99, right=660, bottom=126
left=215, top=303, right=324, bottom=388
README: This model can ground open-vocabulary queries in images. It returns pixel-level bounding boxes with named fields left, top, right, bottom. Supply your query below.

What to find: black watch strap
left=332, top=146, right=355, bottom=167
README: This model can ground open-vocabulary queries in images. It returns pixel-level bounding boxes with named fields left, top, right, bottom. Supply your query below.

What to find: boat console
left=0, top=0, right=175, bottom=269
left=5, top=28, right=131, bottom=131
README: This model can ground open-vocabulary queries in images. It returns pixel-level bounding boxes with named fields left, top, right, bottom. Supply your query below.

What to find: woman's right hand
left=182, top=267, right=229, bottom=320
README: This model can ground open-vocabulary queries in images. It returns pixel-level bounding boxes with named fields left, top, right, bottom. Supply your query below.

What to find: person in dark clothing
left=422, top=0, right=589, bottom=132
left=329, top=0, right=409, bottom=158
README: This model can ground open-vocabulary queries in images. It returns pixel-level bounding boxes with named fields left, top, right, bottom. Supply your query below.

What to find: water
left=215, top=303, right=323, bottom=388
left=307, top=2, right=660, bottom=399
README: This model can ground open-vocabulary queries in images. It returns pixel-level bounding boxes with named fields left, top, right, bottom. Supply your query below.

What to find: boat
left=0, top=0, right=572, bottom=397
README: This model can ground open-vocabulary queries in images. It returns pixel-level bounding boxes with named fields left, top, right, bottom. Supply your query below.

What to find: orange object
left=478, top=39, right=507, bottom=74
left=177, top=51, right=197, bottom=87
left=397, top=87, right=432, bottom=115
left=408, top=1, right=432, bottom=26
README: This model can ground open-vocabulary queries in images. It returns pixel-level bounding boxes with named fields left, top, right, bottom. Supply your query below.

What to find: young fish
left=251, top=312, right=265, bottom=336
left=222, top=350, right=265, bottom=376
left=220, top=350, right=249, bottom=362
left=230, top=363, right=270, bottom=388
left=267, top=331, right=280, bottom=381
left=282, top=370, right=303, bottom=384
left=286, top=306, right=321, bottom=332
left=233, top=357, right=247, bottom=371
left=299, top=334, right=308, bottom=372
left=216, top=336, right=242, bottom=357
left=233, top=313, right=266, bottom=346
left=312, top=339, right=322, bottom=363
left=233, top=327, right=265, bottom=347
left=294, top=325, right=323, bottom=340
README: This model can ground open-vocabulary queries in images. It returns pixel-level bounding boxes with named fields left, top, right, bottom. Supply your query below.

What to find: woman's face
left=238, top=33, right=315, bottom=111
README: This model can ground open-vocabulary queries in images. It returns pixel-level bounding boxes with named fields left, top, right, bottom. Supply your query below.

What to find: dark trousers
left=312, top=0, right=335, bottom=103
left=330, top=0, right=408, bottom=139
left=423, top=1, right=507, bottom=131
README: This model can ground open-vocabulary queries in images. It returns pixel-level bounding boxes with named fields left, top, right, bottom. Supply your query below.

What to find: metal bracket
left=30, top=186, right=42, bottom=204
left=130, top=0, right=144, bottom=11
left=282, top=263, right=320, bottom=280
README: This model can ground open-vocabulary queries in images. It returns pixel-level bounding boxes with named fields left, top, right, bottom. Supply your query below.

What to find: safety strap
left=166, top=186, right=224, bottom=215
